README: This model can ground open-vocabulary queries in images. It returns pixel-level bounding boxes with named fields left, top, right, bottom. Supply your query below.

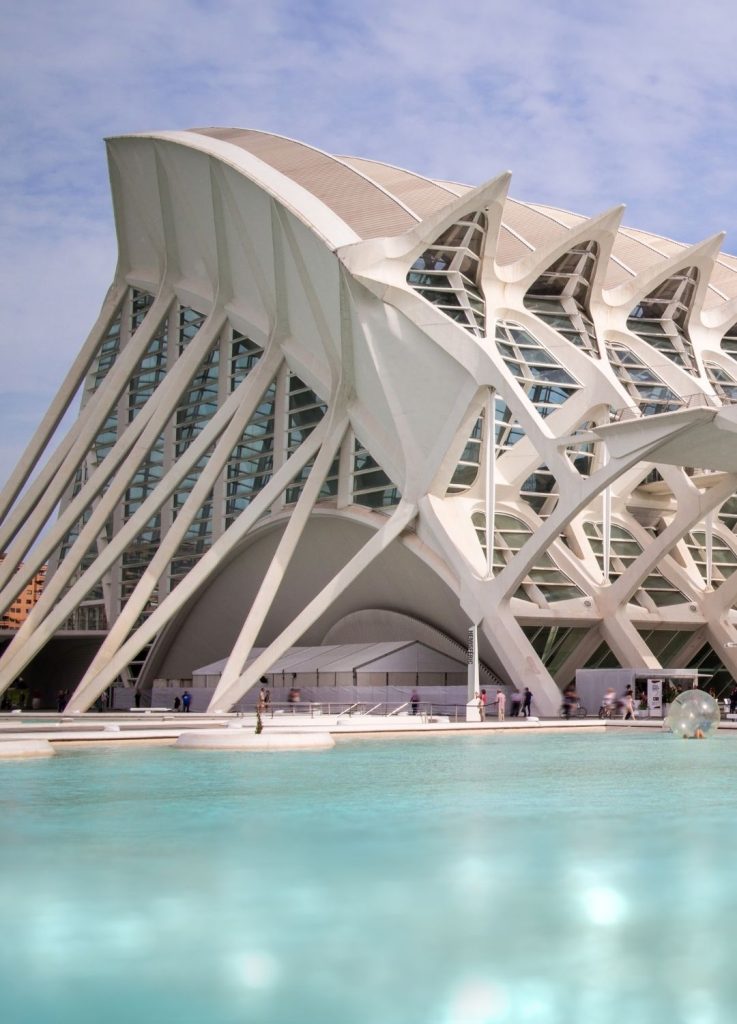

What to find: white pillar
left=705, top=512, right=713, bottom=590
left=484, top=388, right=496, bottom=578
left=467, top=623, right=480, bottom=699
left=602, top=444, right=611, bottom=584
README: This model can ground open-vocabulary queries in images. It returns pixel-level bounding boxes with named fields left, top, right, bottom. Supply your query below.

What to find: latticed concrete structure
left=4, top=127, right=737, bottom=714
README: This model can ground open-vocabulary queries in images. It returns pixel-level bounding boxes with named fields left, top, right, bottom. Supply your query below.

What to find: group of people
left=170, top=691, right=191, bottom=712
left=474, top=687, right=533, bottom=721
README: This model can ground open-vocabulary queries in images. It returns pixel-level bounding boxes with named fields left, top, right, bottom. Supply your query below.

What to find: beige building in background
left=0, top=559, right=46, bottom=631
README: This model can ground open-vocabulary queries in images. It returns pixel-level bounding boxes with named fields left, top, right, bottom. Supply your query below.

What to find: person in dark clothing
left=730, top=687, right=737, bottom=715
left=182, top=690, right=192, bottom=712
left=410, top=689, right=420, bottom=715
left=522, top=688, right=533, bottom=717
left=510, top=691, right=522, bottom=717
left=561, top=683, right=576, bottom=719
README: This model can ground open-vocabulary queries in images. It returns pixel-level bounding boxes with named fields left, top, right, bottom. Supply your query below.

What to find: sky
left=2, top=0, right=737, bottom=485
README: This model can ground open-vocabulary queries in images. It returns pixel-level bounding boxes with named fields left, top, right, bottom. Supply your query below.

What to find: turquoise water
left=1, top=732, right=735, bottom=1024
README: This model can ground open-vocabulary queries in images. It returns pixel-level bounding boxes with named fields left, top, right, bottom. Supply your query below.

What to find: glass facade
left=636, top=629, right=694, bottom=665
left=523, top=625, right=590, bottom=676
left=605, top=341, right=682, bottom=415
left=352, top=436, right=401, bottom=508
left=523, top=240, right=600, bottom=357
left=472, top=511, right=583, bottom=603
left=705, top=362, right=737, bottom=403
left=520, top=467, right=558, bottom=517
left=447, top=414, right=483, bottom=494
left=583, top=521, right=686, bottom=607
left=495, top=321, right=580, bottom=418
left=225, top=382, right=275, bottom=525
left=684, top=528, right=737, bottom=587
left=687, top=644, right=732, bottom=695
left=626, top=267, right=699, bottom=374
left=407, top=212, right=487, bottom=336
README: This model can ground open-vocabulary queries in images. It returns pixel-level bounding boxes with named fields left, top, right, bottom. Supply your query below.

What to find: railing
left=337, top=702, right=360, bottom=717
left=608, top=391, right=728, bottom=423
left=257, top=700, right=475, bottom=721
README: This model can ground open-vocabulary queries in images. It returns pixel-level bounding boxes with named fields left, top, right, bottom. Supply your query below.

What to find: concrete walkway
left=2, top=710, right=732, bottom=748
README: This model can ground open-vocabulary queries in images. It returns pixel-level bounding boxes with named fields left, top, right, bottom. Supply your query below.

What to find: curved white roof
left=187, top=126, right=737, bottom=308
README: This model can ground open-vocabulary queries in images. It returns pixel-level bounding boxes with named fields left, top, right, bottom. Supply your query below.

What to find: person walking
left=622, top=686, right=635, bottom=721
left=522, top=687, right=533, bottom=717
left=510, top=690, right=522, bottom=717
left=182, top=690, right=192, bottom=713
left=410, top=689, right=420, bottom=715
left=479, top=688, right=487, bottom=722
left=495, top=689, right=506, bottom=721
left=561, top=683, right=577, bottom=719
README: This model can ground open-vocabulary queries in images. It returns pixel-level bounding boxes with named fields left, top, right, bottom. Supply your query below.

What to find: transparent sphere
left=665, top=688, right=721, bottom=739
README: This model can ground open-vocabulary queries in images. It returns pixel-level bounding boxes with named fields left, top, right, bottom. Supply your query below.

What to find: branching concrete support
left=0, top=307, right=230, bottom=660
left=63, top=419, right=330, bottom=712
left=211, top=414, right=349, bottom=706
left=0, top=281, right=128, bottom=523
left=0, top=340, right=282, bottom=698
left=209, top=499, right=418, bottom=711
left=71, top=349, right=286, bottom=702
left=0, top=288, right=174, bottom=561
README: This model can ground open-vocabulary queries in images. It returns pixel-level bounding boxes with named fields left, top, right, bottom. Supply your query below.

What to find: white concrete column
left=484, top=388, right=496, bottom=578
left=705, top=512, right=714, bottom=590
left=467, top=623, right=480, bottom=700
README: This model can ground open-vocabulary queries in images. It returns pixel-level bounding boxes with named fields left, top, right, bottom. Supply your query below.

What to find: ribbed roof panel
left=704, top=261, right=737, bottom=305
left=525, top=203, right=586, bottom=229
left=603, top=259, right=636, bottom=288
left=618, top=227, right=686, bottom=259
left=503, top=199, right=571, bottom=251
left=496, top=226, right=535, bottom=265
left=339, top=156, right=460, bottom=220
left=190, top=127, right=417, bottom=239
left=610, top=233, right=669, bottom=276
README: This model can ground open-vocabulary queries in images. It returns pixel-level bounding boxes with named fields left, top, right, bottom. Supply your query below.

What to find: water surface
left=1, top=731, right=733, bottom=1023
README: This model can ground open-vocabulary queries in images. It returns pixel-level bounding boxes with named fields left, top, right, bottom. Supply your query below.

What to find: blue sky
left=2, top=0, right=737, bottom=483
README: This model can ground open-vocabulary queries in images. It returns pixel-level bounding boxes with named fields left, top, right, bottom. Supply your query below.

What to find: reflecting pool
left=2, top=731, right=735, bottom=1023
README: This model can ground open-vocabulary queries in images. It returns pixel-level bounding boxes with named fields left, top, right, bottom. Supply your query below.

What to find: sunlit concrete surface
left=175, top=729, right=335, bottom=750
left=0, top=738, right=55, bottom=758
left=4, top=129, right=737, bottom=717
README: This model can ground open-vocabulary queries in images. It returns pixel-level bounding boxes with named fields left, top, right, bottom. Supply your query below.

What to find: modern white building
left=3, top=127, right=737, bottom=714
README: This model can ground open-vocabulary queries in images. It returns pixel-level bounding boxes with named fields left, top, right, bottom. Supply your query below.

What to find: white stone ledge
left=0, top=739, right=55, bottom=758
left=175, top=730, right=334, bottom=751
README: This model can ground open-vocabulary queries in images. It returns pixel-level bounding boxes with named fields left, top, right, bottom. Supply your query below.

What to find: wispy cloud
left=2, top=0, right=737, bottom=481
